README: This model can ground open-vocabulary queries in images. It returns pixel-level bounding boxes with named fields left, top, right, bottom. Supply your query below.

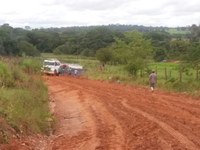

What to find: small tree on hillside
left=185, top=43, right=200, bottom=64
left=18, top=41, right=40, bottom=56
left=111, top=31, right=153, bottom=76
left=96, top=48, right=112, bottom=64
left=169, top=39, right=190, bottom=60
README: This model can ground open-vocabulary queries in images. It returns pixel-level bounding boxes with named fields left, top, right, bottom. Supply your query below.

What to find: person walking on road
left=149, top=70, right=157, bottom=91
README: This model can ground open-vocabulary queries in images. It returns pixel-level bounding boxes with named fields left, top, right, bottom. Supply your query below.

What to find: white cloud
left=0, top=0, right=200, bottom=28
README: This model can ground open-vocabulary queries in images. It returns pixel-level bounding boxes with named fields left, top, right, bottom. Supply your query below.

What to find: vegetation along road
left=42, top=76, right=200, bottom=149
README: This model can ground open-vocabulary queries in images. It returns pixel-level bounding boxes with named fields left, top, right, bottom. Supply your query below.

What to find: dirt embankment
left=1, top=76, right=200, bottom=150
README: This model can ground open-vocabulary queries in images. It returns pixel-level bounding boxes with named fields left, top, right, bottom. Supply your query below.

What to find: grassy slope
left=0, top=58, right=52, bottom=144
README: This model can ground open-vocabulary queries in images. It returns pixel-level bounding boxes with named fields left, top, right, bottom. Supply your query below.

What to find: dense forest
left=0, top=23, right=200, bottom=65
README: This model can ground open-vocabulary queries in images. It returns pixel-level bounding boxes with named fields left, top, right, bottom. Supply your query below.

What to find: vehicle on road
left=41, top=59, right=61, bottom=75
left=59, top=63, right=84, bottom=76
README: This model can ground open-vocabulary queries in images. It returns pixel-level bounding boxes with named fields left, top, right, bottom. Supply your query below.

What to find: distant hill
left=41, top=24, right=190, bottom=35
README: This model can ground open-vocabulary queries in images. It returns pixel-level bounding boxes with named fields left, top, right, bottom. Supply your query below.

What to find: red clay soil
left=1, top=76, right=200, bottom=150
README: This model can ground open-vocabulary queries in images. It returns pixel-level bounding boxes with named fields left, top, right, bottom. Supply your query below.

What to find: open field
left=41, top=53, right=200, bottom=94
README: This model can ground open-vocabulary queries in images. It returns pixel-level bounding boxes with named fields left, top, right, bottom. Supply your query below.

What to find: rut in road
left=44, top=76, right=200, bottom=150
left=46, top=77, right=125, bottom=150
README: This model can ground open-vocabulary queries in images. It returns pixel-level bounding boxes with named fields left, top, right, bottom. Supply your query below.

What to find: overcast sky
left=0, top=0, right=200, bottom=28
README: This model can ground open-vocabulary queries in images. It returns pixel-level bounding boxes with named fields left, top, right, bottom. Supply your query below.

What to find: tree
left=0, top=24, right=20, bottom=55
left=144, top=31, right=171, bottom=61
left=27, top=30, right=61, bottom=53
left=18, top=41, right=40, bottom=56
left=0, top=41, right=6, bottom=55
left=189, top=24, right=200, bottom=42
left=83, top=27, right=116, bottom=55
left=185, top=42, right=200, bottom=65
left=96, top=48, right=112, bottom=64
left=111, top=31, right=153, bottom=75
left=169, top=39, right=189, bottom=59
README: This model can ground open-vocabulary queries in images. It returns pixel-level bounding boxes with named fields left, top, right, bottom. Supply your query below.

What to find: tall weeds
left=0, top=58, right=51, bottom=139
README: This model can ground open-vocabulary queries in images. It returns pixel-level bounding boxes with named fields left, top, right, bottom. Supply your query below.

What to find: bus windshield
left=43, top=62, right=55, bottom=66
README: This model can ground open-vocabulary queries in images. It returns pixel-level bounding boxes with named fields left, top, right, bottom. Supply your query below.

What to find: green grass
left=41, top=53, right=200, bottom=94
left=19, top=58, right=42, bottom=74
left=147, top=62, right=200, bottom=93
left=150, top=62, right=197, bottom=81
left=0, top=86, right=50, bottom=134
left=0, top=58, right=52, bottom=140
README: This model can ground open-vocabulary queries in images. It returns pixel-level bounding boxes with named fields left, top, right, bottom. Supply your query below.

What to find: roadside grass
left=0, top=86, right=49, bottom=134
left=0, top=58, right=52, bottom=143
left=149, top=62, right=200, bottom=92
left=19, top=58, right=42, bottom=74
left=41, top=53, right=200, bottom=94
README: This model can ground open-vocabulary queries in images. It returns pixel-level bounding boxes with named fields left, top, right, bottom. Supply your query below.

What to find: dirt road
left=41, top=76, right=200, bottom=150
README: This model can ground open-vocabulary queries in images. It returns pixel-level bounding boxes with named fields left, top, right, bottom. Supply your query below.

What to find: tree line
left=0, top=23, right=200, bottom=68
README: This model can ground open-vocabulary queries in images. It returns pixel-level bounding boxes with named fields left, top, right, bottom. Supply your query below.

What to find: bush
left=53, top=48, right=62, bottom=55
left=0, top=58, right=51, bottom=135
left=19, top=58, right=41, bottom=74
left=0, top=61, right=13, bottom=87
left=0, top=85, right=50, bottom=134
left=96, top=48, right=112, bottom=64
left=12, top=65, right=30, bottom=88
left=18, top=41, right=40, bottom=57
left=125, top=62, right=139, bottom=76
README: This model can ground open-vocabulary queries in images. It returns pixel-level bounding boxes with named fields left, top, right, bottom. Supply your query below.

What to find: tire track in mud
left=100, top=87, right=200, bottom=149
left=121, top=99, right=199, bottom=150
left=78, top=87, right=198, bottom=149
left=46, top=77, right=125, bottom=150
left=77, top=90, right=126, bottom=150
left=45, top=76, right=200, bottom=149
left=115, top=89, right=200, bottom=148
left=47, top=77, right=171, bottom=149
left=52, top=76, right=200, bottom=148
left=67, top=77, right=200, bottom=141
left=46, top=84, right=100, bottom=150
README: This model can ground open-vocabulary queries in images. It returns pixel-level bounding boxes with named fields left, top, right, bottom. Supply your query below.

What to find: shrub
left=125, top=62, right=139, bottom=76
left=18, top=41, right=40, bottom=57
left=19, top=58, right=41, bottom=74
left=0, top=61, right=13, bottom=87
left=96, top=48, right=112, bottom=64
left=0, top=86, right=50, bottom=134
left=0, top=58, right=51, bottom=136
